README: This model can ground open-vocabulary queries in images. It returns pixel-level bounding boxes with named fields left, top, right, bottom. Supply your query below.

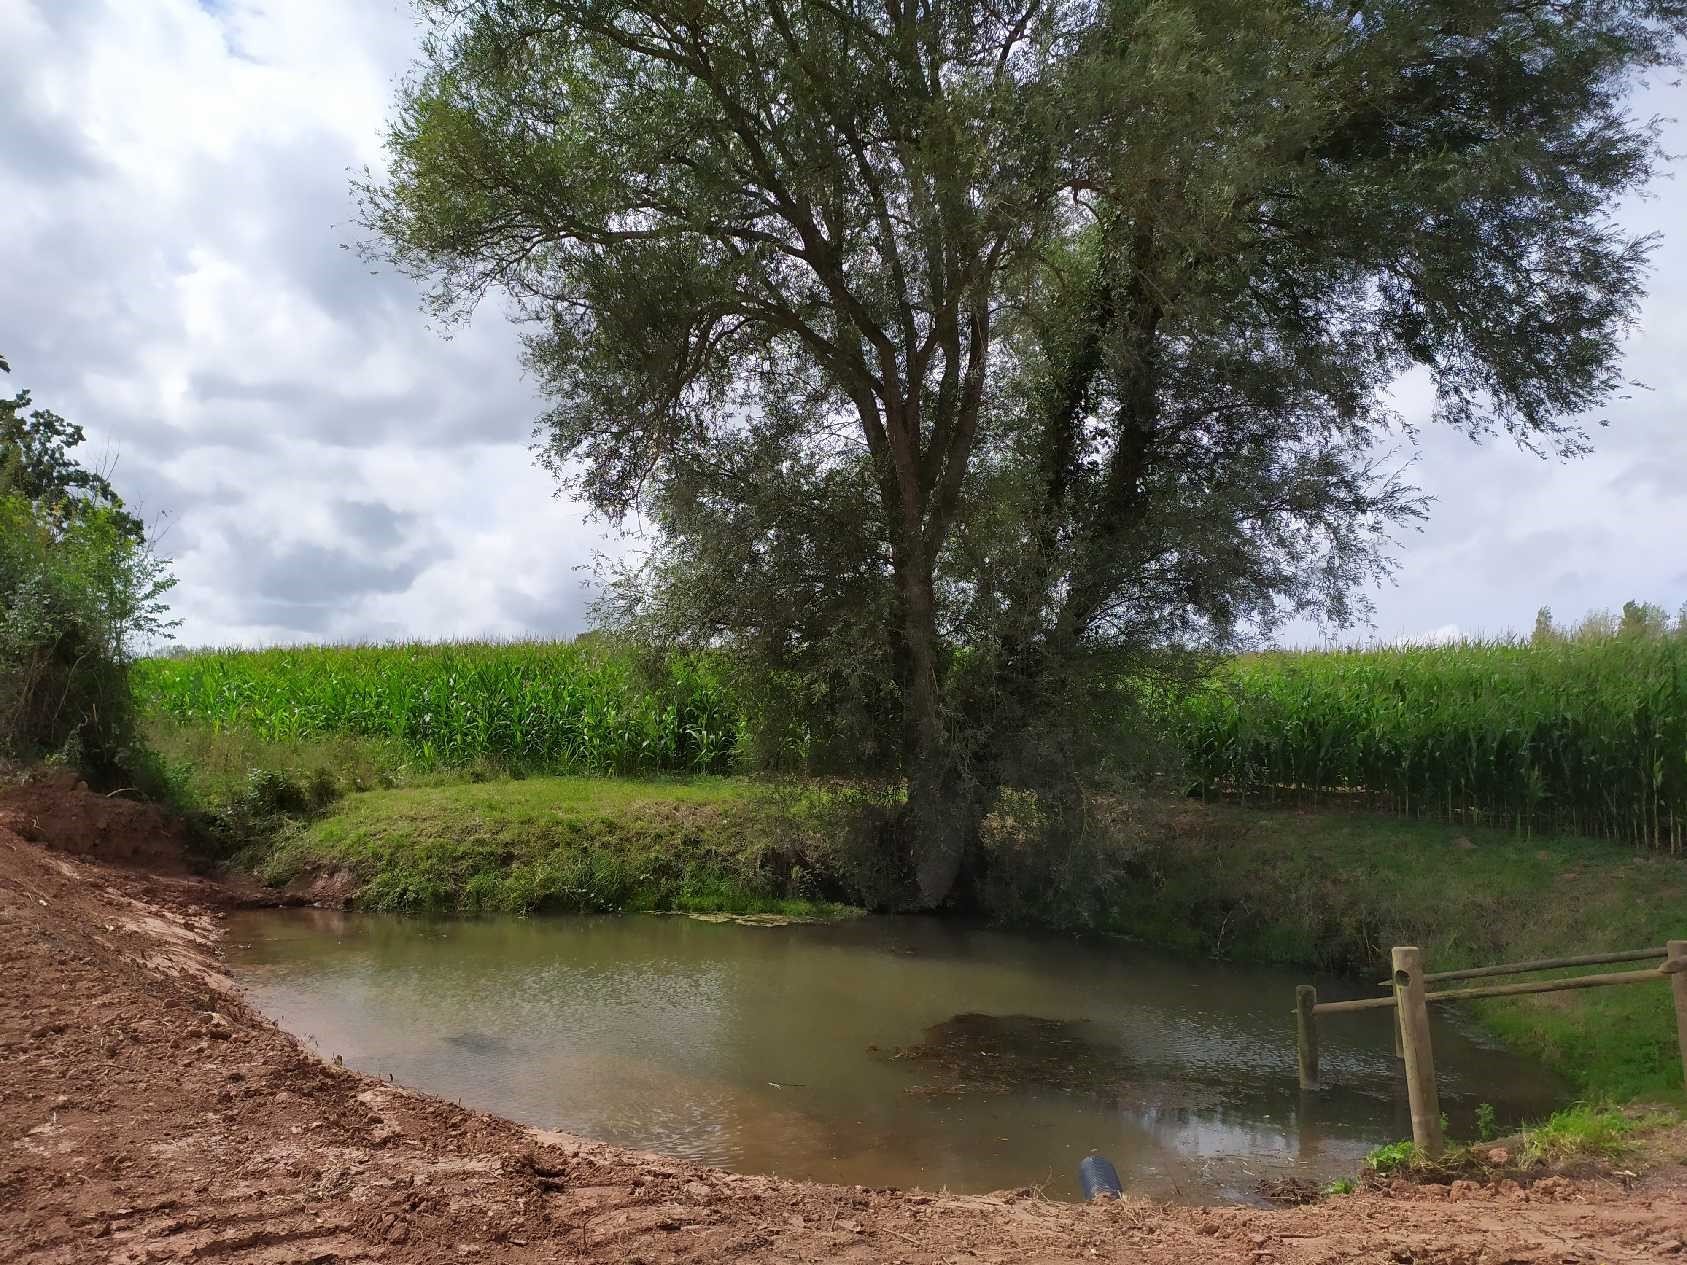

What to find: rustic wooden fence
left=1293, top=940, right=1687, bottom=1157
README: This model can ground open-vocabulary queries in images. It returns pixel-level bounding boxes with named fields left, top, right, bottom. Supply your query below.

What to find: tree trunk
left=895, top=556, right=979, bottom=909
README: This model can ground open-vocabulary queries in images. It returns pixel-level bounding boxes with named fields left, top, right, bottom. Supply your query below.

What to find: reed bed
left=1178, top=637, right=1687, bottom=850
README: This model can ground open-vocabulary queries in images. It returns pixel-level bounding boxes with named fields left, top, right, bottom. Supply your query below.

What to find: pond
left=225, top=910, right=1566, bottom=1203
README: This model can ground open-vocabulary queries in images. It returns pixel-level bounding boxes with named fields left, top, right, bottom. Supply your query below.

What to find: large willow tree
left=364, top=0, right=1685, bottom=908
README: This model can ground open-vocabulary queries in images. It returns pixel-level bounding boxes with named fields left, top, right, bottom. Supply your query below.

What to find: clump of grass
left=1355, top=1104, right=1677, bottom=1191
left=1520, top=1104, right=1642, bottom=1165
left=1363, top=1139, right=1422, bottom=1177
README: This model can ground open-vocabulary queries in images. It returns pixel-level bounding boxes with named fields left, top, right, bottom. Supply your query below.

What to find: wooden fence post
left=1669, top=940, right=1687, bottom=1093
left=1392, top=946, right=1443, bottom=1158
left=1295, top=985, right=1319, bottom=1090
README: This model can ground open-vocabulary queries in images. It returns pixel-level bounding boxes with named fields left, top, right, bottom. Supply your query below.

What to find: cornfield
left=1176, top=638, right=1687, bottom=851
left=139, top=635, right=1687, bottom=849
left=134, top=640, right=747, bottom=774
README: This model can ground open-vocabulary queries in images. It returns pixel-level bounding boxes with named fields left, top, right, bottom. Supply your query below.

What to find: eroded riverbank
left=6, top=791, right=1687, bottom=1262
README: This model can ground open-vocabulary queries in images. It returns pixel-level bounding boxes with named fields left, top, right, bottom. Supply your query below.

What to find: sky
left=1, top=0, right=1684, bottom=650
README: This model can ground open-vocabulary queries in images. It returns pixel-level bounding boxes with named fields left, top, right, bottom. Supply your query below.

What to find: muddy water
left=225, top=911, right=1565, bottom=1203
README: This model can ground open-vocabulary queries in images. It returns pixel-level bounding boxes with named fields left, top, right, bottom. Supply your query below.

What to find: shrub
left=0, top=493, right=174, bottom=777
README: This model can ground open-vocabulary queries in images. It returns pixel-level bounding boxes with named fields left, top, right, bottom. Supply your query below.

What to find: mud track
left=4, top=800, right=1687, bottom=1263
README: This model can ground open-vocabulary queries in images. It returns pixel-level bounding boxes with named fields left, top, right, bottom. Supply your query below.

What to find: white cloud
left=0, top=0, right=610, bottom=647
left=0, top=0, right=1683, bottom=648
left=1395, top=625, right=1463, bottom=648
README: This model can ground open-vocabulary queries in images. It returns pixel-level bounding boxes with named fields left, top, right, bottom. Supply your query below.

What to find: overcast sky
left=2, top=0, right=1684, bottom=649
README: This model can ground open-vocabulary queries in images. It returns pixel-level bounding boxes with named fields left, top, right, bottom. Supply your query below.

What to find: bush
left=0, top=493, right=174, bottom=778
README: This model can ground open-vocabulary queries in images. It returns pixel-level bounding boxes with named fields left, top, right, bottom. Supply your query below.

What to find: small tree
left=0, top=357, right=176, bottom=775
left=1531, top=606, right=1556, bottom=646
left=1618, top=599, right=1670, bottom=638
left=2, top=380, right=143, bottom=542
left=364, top=0, right=1686, bottom=907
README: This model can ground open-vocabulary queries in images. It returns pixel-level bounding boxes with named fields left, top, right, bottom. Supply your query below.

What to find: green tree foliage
left=362, top=0, right=1686, bottom=907
left=1531, top=598, right=1685, bottom=644
left=1619, top=598, right=1670, bottom=638
left=2, top=376, right=143, bottom=542
left=0, top=357, right=176, bottom=776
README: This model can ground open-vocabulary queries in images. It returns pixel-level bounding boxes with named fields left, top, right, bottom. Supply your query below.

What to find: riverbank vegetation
left=144, top=626, right=1687, bottom=854
left=248, top=775, right=852, bottom=920
left=1360, top=1103, right=1675, bottom=1181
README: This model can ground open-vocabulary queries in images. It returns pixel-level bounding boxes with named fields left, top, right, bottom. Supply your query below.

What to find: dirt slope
left=3, top=804, right=1686, bottom=1263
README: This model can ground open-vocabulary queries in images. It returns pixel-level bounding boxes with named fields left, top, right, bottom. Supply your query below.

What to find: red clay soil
left=0, top=771, right=190, bottom=872
left=4, top=788, right=1687, bottom=1263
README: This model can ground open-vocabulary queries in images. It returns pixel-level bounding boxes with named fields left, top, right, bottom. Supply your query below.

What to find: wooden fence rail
left=1294, top=939, right=1687, bottom=1158
left=1375, top=947, right=1669, bottom=986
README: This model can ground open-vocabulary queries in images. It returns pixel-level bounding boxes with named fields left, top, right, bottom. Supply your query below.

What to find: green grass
left=1177, top=637, right=1687, bottom=850
left=252, top=774, right=854, bottom=920
left=144, top=715, right=415, bottom=802
left=1520, top=1104, right=1644, bottom=1164
left=1357, top=1103, right=1674, bottom=1185
left=1363, top=1138, right=1422, bottom=1177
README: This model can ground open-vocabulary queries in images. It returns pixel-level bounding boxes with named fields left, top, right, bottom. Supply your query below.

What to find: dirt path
left=4, top=807, right=1687, bottom=1263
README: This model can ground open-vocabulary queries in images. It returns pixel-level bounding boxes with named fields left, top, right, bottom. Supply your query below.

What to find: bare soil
left=5, top=783, right=1687, bottom=1263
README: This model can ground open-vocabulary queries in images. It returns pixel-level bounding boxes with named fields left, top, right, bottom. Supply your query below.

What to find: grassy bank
left=242, top=774, right=853, bottom=920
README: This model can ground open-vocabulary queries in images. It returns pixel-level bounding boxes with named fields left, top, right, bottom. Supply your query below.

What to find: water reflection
left=226, top=910, right=1564, bottom=1202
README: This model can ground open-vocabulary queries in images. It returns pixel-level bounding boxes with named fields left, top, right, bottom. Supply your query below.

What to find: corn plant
left=1175, top=637, right=1687, bottom=851
left=134, top=638, right=751, bottom=775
